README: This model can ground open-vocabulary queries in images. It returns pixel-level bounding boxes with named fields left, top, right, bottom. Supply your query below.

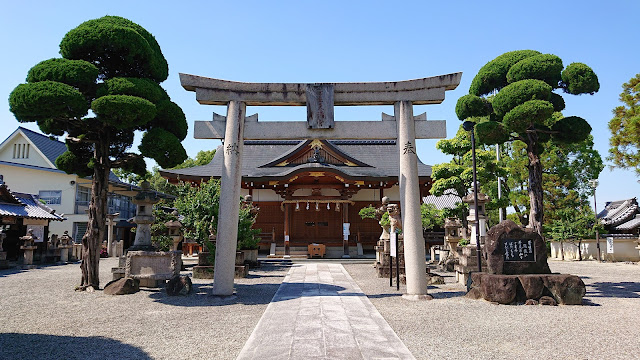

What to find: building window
left=12, top=143, right=29, bottom=159
left=39, top=190, right=62, bottom=205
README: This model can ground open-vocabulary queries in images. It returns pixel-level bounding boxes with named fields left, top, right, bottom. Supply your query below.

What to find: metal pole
left=389, top=251, right=393, bottom=287
left=497, top=144, right=503, bottom=223
left=594, top=189, right=601, bottom=262
left=396, top=235, right=400, bottom=291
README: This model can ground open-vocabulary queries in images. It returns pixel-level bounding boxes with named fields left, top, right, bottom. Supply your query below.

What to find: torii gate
left=180, top=73, right=462, bottom=298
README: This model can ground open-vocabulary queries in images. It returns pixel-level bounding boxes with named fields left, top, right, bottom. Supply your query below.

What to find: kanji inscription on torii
left=181, top=73, right=462, bottom=298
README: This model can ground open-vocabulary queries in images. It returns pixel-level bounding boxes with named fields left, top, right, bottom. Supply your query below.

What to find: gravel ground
left=343, top=260, right=640, bottom=360
left=0, top=257, right=289, bottom=360
left=1, top=258, right=638, bottom=360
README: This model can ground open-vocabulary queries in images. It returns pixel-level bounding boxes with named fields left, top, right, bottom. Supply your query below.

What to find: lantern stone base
left=192, top=265, right=248, bottom=279
left=124, top=251, right=182, bottom=288
left=0, top=252, right=8, bottom=269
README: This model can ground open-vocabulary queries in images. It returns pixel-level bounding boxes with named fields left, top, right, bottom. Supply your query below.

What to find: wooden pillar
left=396, top=100, right=429, bottom=298
left=212, top=100, right=245, bottom=296
left=284, top=203, right=290, bottom=258
left=342, top=203, right=350, bottom=258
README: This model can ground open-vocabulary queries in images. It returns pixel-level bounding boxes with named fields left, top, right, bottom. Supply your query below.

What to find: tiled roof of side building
left=422, top=189, right=462, bottom=210
left=18, top=127, right=68, bottom=166
left=598, top=198, right=638, bottom=226
left=160, top=140, right=433, bottom=180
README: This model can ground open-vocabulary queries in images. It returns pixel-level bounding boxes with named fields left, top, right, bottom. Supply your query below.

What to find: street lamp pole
left=463, top=121, right=482, bottom=272
left=589, top=179, right=601, bottom=262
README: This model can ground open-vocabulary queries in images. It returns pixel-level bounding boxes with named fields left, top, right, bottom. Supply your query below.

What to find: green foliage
left=139, top=128, right=188, bottom=168
left=455, top=94, right=491, bottom=120
left=551, top=116, right=591, bottom=144
left=506, top=54, right=563, bottom=87
left=92, top=95, right=156, bottom=129
left=608, top=74, right=640, bottom=175
left=420, top=203, right=444, bottom=230
left=380, top=212, right=390, bottom=227
left=561, top=63, right=600, bottom=95
left=60, top=16, right=168, bottom=82
left=475, top=121, right=510, bottom=145
left=9, top=81, right=89, bottom=122
left=148, top=100, right=188, bottom=140
left=173, top=179, right=261, bottom=250
left=503, top=99, right=555, bottom=133
left=150, top=205, right=177, bottom=251
left=358, top=206, right=377, bottom=220
left=27, top=58, right=98, bottom=93
left=96, top=77, right=169, bottom=104
left=492, top=79, right=552, bottom=117
left=469, top=50, right=541, bottom=96
left=545, top=207, right=597, bottom=242
left=55, top=150, right=92, bottom=177
left=549, top=93, right=566, bottom=112
left=458, top=238, right=470, bottom=246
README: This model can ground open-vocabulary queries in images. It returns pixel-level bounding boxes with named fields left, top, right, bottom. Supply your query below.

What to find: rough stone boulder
left=468, top=273, right=586, bottom=305
left=541, top=274, right=586, bottom=305
left=166, top=275, right=193, bottom=296
left=103, top=277, right=140, bottom=295
left=484, top=220, right=551, bottom=275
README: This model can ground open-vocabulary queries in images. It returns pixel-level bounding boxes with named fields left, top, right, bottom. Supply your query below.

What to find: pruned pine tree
left=9, top=16, right=188, bottom=290
left=455, top=50, right=599, bottom=235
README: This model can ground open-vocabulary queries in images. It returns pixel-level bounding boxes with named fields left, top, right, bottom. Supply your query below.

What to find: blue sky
left=1, top=0, right=638, bottom=211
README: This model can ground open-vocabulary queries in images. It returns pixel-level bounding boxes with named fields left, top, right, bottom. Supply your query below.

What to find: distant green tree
left=420, top=203, right=444, bottom=230
left=608, top=74, right=640, bottom=174
left=173, top=179, right=259, bottom=250
left=546, top=207, right=600, bottom=261
left=8, top=16, right=188, bottom=290
left=456, top=50, right=599, bottom=235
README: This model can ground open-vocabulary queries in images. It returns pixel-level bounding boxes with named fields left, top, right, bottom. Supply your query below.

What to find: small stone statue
left=21, top=229, right=36, bottom=247
left=208, top=216, right=217, bottom=242
left=49, top=234, right=59, bottom=249
left=387, top=204, right=402, bottom=233
left=59, top=231, right=72, bottom=246
left=375, top=196, right=390, bottom=222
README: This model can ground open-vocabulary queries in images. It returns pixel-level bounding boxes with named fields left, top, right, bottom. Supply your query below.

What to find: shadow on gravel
left=588, top=281, right=640, bottom=298
left=0, top=268, right=27, bottom=278
left=147, top=282, right=282, bottom=306
left=431, top=290, right=467, bottom=299
left=0, top=333, right=151, bottom=360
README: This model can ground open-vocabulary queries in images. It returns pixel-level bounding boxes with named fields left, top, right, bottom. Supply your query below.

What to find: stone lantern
left=444, top=217, right=463, bottom=252
left=129, top=181, right=160, bottom=251
left=165, top=210, right=183, bottom=251
left=20, top=229, right=38, bottom=267
left=462, top=191, right=490, bottom=246
left=57, top=231, right=73, bottom=263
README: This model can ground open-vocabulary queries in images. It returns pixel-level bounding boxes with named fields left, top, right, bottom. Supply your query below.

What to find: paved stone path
left=237, top=263, right=415, bottom=360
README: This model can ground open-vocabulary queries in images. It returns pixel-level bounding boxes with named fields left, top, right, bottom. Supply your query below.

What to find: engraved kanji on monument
left=484, top=220, right=551, bottom=275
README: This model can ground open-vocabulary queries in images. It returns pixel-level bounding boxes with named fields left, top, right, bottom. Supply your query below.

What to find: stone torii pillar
left=181, top=73, right=462, bottom=297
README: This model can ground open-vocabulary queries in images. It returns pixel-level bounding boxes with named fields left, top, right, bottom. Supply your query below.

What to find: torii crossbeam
left=181, top=73, right=462, bottom=298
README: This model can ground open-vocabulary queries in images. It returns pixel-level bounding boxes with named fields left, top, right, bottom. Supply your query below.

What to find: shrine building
left=160, top=138, right=434, bottom=257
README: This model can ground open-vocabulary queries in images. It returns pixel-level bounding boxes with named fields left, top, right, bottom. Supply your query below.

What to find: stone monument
left=466, top=220, right=586, bottom=305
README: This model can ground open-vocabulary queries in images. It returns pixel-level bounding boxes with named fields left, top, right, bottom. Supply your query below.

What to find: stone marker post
left=106, top=213, right=119, bottom=257
left=213, top=100, right=246, bottom=296
left=395, top=101, right=428, bottom=297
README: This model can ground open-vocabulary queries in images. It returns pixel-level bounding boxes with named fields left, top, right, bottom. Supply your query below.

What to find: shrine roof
left=598, top=198, right=638, bottom=227
left=0, top=182, right=65, bottom=221
left=160, top=140, right=432, bottom=182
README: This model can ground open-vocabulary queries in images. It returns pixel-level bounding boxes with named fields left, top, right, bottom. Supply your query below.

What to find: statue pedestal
left=58, top=245, right=72, bottom=263
left=0, top=251, right=8, bottom=269
left=20, top=245, right=37, bottom=267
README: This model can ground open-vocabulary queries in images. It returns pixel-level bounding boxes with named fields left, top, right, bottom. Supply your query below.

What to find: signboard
left=607, top=237, right=614, bottom=254
left=390, top=231, right=397, bottom=257
left=503, top=238, right=535, bottom=262
left=284, top=235, right=290, bottom=242
left=343, top=223, right=350, bottom=241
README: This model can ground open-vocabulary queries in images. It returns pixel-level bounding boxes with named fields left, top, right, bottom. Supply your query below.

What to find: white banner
left=390, top=231, right=397, bottom=257
left=607, top=237, right=614, bottom=254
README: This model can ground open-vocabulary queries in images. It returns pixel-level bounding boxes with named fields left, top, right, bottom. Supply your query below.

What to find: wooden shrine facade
left=161, top=138, right=433, bottom=256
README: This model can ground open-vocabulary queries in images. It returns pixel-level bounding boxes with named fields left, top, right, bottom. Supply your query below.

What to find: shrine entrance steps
left=236, top=263, right=414, bottom=360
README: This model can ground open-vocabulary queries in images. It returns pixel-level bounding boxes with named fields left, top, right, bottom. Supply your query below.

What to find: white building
left=0, top=127, right=140, bottom=243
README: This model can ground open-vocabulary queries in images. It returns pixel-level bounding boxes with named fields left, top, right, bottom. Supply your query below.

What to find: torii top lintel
left=179, top=73, right=462, bottom=106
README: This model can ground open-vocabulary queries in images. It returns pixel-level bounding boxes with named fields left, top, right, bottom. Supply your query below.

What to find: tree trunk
left=577, top=239, right=583, bottom=261
left=526, top=133, right=544, bottom=235
left=79, top=136, right=110, bottom=290
left=560, top=241, right=564, bottom=260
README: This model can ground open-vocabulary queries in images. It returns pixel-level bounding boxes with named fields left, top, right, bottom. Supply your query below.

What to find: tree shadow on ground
left=0, top=333, right=151, bottom=360
left=587, top=281, right=640, bottom=298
